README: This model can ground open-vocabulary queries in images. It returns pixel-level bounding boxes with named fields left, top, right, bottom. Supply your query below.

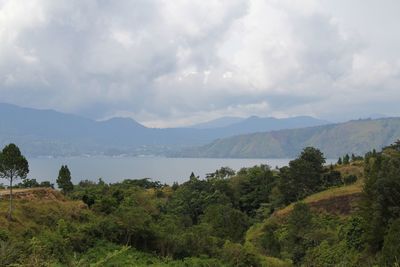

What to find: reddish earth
left=0, top=188, right=65, bottom=201
left=307, top=192, right=362, bottom=215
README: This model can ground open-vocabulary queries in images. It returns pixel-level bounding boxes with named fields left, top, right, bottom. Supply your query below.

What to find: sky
left=0, top=0, right=399, bottom=127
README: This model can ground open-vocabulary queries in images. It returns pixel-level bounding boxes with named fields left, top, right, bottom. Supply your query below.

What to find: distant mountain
left=0, top=103, right=331, bottom=157
left=366, top=113, right=388, bottom=120
left=176, top=118, right=400, bottom=158
left=214, top=115, right=330, bottom=136
left=189, top=117, right=245, bottom=129
left=0, top=103, right=148, bottom=156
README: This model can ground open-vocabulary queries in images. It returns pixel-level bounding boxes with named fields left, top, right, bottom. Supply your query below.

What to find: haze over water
left=27, top=157, right=294, bottom=185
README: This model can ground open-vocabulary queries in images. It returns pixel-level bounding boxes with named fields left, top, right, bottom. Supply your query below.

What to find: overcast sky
left=1, top=0, right=399, bottom=127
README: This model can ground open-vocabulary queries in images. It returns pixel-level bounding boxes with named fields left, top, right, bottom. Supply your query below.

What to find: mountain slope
left=190, top=115, right=329, bottom=136
left=218, top=115, right=330, bottom=135
left=189, top=116, right=245, bottom=129
left=0, top=103, right=329, bottom=156
left=178, top=118, right=400, bottom=158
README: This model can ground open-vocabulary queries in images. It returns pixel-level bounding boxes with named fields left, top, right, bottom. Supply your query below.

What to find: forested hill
left=177, top=117, right=400, bottom=158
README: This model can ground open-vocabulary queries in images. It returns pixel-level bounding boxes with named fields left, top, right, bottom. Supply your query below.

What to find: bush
left=0, top=229, right=9, bottom=242
left=0, top=241, right=27, bottom=266
left=201, top=204, right=250, bottom=242
left=303, top=240, right=360, bottom=266
left=260, top=221, right=281, bottom=258
left=380, top=219, right=400, bottom=266
left=340, top=216, right=364, bottom=250
left=39, top=181, right=54, bottom=188
left=322, top=170, right=343, bottom=188
left=343, top=175, right=357, bottom=185
left=220, top=241, right=261, bottom=267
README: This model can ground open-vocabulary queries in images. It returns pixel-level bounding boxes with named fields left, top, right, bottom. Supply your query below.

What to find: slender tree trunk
left=8, top=177, right=13, bottom=221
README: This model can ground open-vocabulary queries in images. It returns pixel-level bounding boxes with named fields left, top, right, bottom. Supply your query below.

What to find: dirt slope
left=0, top=187, right=65, bottom=201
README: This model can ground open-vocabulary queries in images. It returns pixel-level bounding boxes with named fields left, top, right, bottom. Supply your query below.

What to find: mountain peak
left=102, top=117, right=145, bottom=128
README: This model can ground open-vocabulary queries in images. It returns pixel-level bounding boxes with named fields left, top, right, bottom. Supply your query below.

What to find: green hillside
left=179, top=118, right=400, bottom=158
left=1, top=143, right=399, bottom=266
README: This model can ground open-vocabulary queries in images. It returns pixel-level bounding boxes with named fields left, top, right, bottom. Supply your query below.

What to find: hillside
left=0, top=188, right=65, bottom=201
left=189, top=115, right=329, bottom=132
left=245, top=163, right=365, bottom=266
left=178, top=117, right=400, bottom=158
left=1, top=148, right=398, bottom=266
left=274, top=163, right=364, bottom=217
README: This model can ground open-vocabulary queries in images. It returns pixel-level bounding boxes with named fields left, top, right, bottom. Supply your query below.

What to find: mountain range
left=0, top=103, right=329, bottom=157
left=177, top=117, right=400, bottom=158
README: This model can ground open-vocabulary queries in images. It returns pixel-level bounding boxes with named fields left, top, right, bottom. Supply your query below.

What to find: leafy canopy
left=0, top=143, right=29, bottom=181
left=57, top=165, right=74, bottom=194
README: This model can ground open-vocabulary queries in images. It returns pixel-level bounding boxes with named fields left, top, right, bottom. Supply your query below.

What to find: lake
left=26, top=157, right=295, bottom=185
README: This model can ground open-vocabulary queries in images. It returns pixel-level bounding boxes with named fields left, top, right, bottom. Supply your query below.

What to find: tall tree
left=56, top=165, right=73, bottom=194
left=343, top=154, right=350, bottom=165
left=361, top=145, right=400, bottom=254
left=0, top=144, right=29, bottom=220
left=279, top=147, right=326, bottom=202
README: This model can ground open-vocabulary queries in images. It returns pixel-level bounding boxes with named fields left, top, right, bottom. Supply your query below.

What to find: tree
left=234, top=165, right=275, bottom=216
left=39, top=181, right=54, bottom=188
left=221, top=241, right=260, bottom=267
left=206, top=167, right=235, bottom=179
left=361, top=144, right=400, bottom=254
left=380, top=219, right=400, bottom=266
left=189, top=172, right=198, bottom=181
left=19, top=178, right=39, bottom=188
left=279, top=147, right=326, bottom=202
left=337, top=157, right=342, bottom=165
left=0, top=144, right=29, bottom=220
left=299, top=147, right=326, bottom=171
left=343, top=154, right=350, bottom=165
left=201, top=204, right=249, bottom=242
left=56, top=165, right=73, bottom=194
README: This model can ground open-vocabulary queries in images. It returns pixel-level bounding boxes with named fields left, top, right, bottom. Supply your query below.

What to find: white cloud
left=0, top=0, right=399, bottom=126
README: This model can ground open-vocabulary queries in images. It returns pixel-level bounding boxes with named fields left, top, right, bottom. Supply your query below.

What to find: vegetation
left=0, top=144, right=29, bottom=220
left=180, top=117, right=400, bottom=158
left=0, top=141, right=399, bottom=266
left=57, top=165, right=74, bottom=195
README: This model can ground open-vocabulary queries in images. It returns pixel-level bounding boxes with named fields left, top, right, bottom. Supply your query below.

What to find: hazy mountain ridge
left=0, top=103, right=331, bottom=157
left=188, top=116, right=245, bottom=129
left=176, top=118, right=400, bottom=158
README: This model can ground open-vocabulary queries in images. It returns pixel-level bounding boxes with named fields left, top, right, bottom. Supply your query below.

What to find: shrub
left=380, top=219, right=400, bottom=266
left=220, top=241, right=261, bottom=267
left=344, top=175, right=357, bottom=185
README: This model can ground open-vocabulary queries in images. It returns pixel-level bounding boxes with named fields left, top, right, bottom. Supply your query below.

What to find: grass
left=274, top=182, right=363, bottom=217
left=245, top=222, right=292, bottom=267
left=0, top=189, right=85, bottom=235
left=274, top=162, right=364, bottom=217
left=76, top=241, right=229, bottom=267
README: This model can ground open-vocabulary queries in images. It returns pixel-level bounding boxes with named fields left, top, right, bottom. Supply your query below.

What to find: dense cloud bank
left=0, top=0, right=399, bottom=126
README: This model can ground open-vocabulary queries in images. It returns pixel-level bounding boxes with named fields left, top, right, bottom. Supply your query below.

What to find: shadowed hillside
left=178, top=118, right=400, bottom=158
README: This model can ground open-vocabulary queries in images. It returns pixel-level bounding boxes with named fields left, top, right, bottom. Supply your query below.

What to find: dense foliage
left=0, top=143, right=399, bottom=266
left=248, top=142, right=400, bottom=266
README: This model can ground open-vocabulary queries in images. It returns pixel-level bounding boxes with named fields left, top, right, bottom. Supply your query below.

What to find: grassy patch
left=274, top=182, right=362, bottom=217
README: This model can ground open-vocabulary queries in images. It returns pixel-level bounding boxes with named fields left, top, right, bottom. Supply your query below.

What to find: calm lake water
left=26, top=157, right=295, bottom=185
